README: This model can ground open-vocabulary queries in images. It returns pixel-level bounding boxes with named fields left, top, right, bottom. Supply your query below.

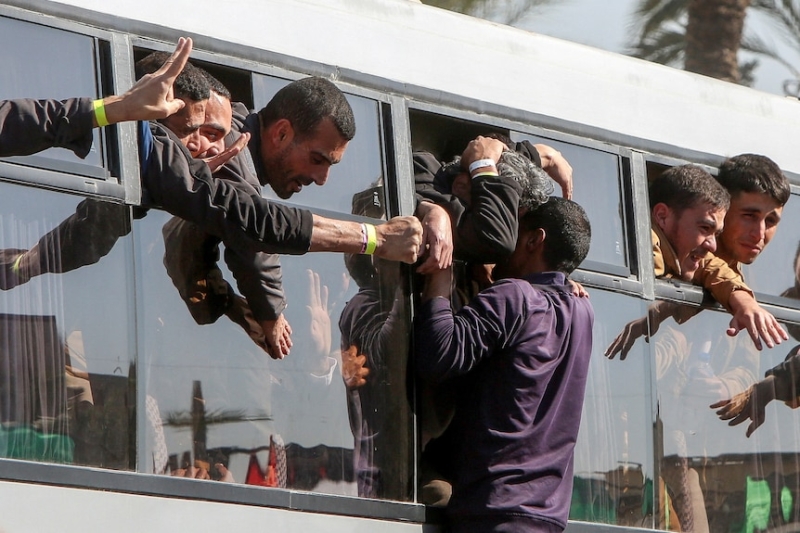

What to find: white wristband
left=468, top=158, right=496, bottom=174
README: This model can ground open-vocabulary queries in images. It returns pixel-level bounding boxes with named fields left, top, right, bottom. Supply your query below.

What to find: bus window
left=252, top=74, right=389, bottom=218
left=514, top=134, right=629, bottom=275
left=0, top=16, right=106, bottom=175
left=575, top=288, right=655, bottom=528
left=650, top=305, right=790, bottom=532
left=0, top=181, right=136, bottom=470
left=408, top=110, right=506, bottom=162
left=132, top=49, right=255, bottom=111
left=136, top=205, right=413, bottom=500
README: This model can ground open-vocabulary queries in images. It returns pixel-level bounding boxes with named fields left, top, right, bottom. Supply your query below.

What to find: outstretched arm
left=727, top=290, right=787, bottom=350
left=309, top=215, right=423, bottom=264
left=533, top=143, right=573, bottom=199
left=712, top=377, right=776, bottom=437
left=0, top=37, right=193, bottom=159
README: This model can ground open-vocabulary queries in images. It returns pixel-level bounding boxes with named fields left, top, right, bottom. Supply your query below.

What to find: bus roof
left=23, top=0, right=800, bottom=175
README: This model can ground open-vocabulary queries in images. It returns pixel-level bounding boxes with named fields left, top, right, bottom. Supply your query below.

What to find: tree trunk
left=685, top=0, right=751, bottom=82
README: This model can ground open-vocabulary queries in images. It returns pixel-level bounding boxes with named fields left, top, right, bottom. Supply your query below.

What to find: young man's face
left=161, top=98, right=207, bottom=156
left=161, top=94, right=232, bottom=159
left=194, top=92, right=233, bottom=158
left=263, top=118, right=348, bottom=199
left=654, top=202, right=726, bottom=281
left=718, top=191, right=783, bottom=265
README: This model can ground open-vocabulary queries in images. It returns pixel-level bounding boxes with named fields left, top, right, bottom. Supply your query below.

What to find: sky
left=494, top=0, right=799, bottom=97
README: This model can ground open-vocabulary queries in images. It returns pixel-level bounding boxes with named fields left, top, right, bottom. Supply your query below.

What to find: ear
left=652, top=203, right=672, bottom=231
left=525, top=228, right=546, bottom=253
left=265, top=118, right=294, bottom=149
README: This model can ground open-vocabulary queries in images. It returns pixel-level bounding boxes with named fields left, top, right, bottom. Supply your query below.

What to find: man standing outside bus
left=415, top=197, right=593, bottom=533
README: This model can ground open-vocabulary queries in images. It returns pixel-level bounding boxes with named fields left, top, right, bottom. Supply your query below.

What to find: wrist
left=100, top=95, right=126, bottom=126
left=468, top=158, right=497, bottom=174
left=360, top=223, right=377, bottom=255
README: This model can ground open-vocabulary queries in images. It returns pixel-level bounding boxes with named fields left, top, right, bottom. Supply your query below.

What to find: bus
left=1, top=0, right=800, bottom=531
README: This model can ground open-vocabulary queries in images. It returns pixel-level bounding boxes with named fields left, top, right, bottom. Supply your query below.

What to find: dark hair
left=197, top=68, right=231, bottom=99
left=520, top=197, right=591, bottom=274
left=258, top=77, right=355, bottom=141
left=135, top=52, right=210, bottom=102
left=717, top=154, right=790, bottom=206
left=649, top=164, right=730, bottom=213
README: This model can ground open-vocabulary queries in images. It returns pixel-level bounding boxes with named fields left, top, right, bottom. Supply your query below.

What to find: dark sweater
left=415, top=272, right=594, bottom=532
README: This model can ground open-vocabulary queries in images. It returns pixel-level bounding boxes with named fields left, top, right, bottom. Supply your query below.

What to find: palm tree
left=629, top=0, right=800, bottom=89
left=684, top=0, right=751, bottom=82
left=421, top=0, right=564, bottom=27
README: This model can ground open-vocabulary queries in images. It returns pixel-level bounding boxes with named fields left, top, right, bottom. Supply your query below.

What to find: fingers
left=206, top=132, right=249, bottom=173
left=604, top=338, right=621, bottom=359
left=416, top=254, right=439, bottom=275
left=156, top=37, right=192, bottom=116
left=709, top=399, right=730, bottom=409
left=730, top=316, right=763, bottom=350
left=158, top=37, right=192, bottom=84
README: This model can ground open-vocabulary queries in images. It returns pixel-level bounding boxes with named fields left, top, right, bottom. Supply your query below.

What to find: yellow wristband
left=471, top=171, right=499, bottom=180
left=92, top=99, right=109, bottom=128
left=364, top=223, right=377, bottom=255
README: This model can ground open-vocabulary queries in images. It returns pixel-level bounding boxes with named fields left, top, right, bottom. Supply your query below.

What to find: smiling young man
left=649, top=164, right=786, bottom=348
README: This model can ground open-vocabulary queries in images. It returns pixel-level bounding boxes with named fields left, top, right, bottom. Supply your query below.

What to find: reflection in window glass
left=512, top=134, right=627, bottom=272
left=648, top=304, right=800, bottom=532
left=252, top=74, right=387, bottom=216
left=576, top=289, right=654, bottom=528
left=0, top=181, right=135, bottom=469
left=137, top=207, right=412, bottom=500
left=0, top=16, right=103, bottom=169
left=742, top=194, right=799, bottom=304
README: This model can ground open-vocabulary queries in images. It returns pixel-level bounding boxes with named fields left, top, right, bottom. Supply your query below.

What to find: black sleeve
left=34, top=198, right=131, bottom=274
left=454, top=175, right=522, bottom=262
left=413, top=151, right=521, bottom=263
left=141, top=122, right=314, bottom=255
left=224, top=247, right=286, bottom=322
left=765, top=345, right=800, bottom=402
left=0, top=98, right=95, bottom=158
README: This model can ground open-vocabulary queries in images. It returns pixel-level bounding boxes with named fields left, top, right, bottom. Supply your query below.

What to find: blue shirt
left=415, top=272, right=594, bottom=532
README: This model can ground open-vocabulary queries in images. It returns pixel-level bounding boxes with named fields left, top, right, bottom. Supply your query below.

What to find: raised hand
left=104, top=37, right=194, bottom=124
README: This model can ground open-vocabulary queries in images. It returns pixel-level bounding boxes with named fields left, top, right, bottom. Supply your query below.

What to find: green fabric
left=741, top=476, right=771, bottom=533
left=570, top=476, right=616, bottom=523
left=0, top=425, right=73, bottom=463
left=781, top=485, right=793, bottom=524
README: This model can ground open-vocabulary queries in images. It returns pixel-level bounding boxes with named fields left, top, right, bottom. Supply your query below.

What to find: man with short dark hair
left=0, top=38, right=422, bottom=271
left=606, top=159, right=788, bottom=359
left=415, top=197, right=594, bottom=533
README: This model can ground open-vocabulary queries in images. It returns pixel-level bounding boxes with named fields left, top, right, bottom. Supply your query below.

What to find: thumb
left=162, top=99, right=185, bottom=117
left=727, top=317, right=740, bottom=337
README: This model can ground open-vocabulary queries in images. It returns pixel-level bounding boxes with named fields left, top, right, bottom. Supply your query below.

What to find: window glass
left=647, top=304, right=800, bottom=532
left=575, top=289, right=655, bottom=528
left=136, top=205, right=412, bottom=500
left=251, top=74, right=387, bottom=216
left=0, top=16, right=103, bottom=169
left=0, top=181, right=135, bottom=469
left=513, top=134, right=628, bottom=273
left=741, top=193, right=799, bottom=305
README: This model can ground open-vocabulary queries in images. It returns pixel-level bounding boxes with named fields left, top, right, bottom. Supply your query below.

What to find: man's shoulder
left=231, top=102, right=255, bottom=132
